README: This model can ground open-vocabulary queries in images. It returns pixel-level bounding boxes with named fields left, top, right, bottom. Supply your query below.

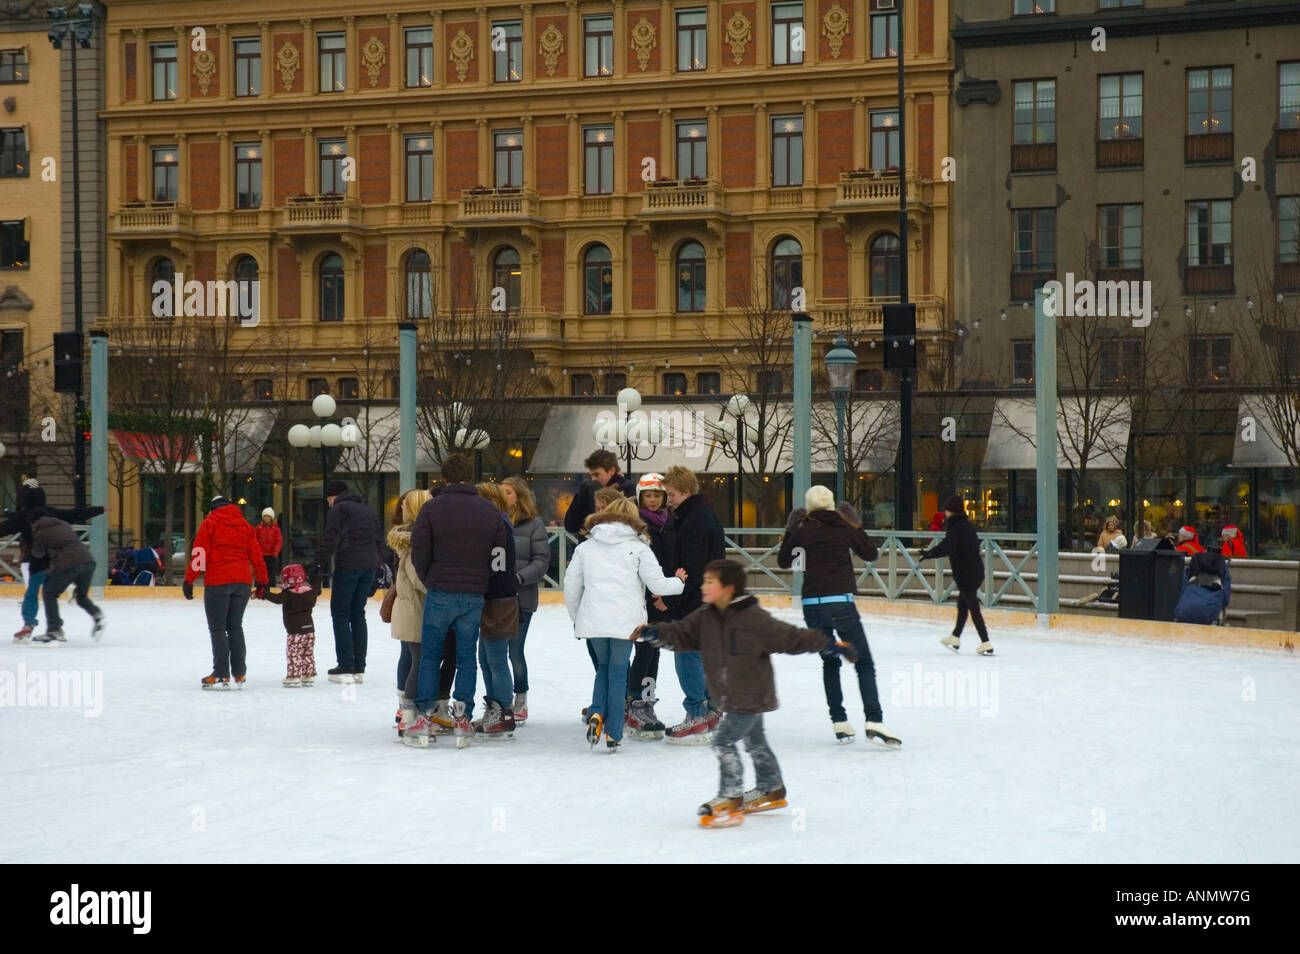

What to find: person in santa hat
left=1174, top=526, right=1205, bottom=557
left=1219, top=524, right=1247, bottom=558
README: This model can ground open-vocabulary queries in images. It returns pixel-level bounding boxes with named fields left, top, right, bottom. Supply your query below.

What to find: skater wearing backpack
left=624, top=473, right=677, bottom=739
left=565, top=496, right=685, bottom=751
left=265, top=564, right=321, bottom=686
left=917, top=495, right=994, bottom=656
left=632, top=559, right=851, bottom=827
left=778, top=486, right=900, bottom=747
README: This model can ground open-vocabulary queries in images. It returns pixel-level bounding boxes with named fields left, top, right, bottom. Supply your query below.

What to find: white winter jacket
left=564, top=519, right=684, bottom=639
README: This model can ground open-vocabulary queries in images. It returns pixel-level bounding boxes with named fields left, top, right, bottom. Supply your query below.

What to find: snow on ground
left=1, top=595, right=1296, bottom=863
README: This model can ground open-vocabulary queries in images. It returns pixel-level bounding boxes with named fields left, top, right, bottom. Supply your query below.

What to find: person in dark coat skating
left=29, top=510, right=106, bottom=644
left=917, top=495, right=994, bottom=655
left=315, top=480, right=383, bottom=683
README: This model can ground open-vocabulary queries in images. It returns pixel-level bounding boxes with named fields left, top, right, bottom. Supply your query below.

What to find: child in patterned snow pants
left=265, top=564, right=321, bottom=687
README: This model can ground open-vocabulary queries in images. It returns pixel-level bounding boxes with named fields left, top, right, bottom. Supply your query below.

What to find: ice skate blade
left=665, top=732, right=713, bottom=746
left=699, top=812, right=744, bottom=828
left=741, top=800, right=788, bottom=815
left=835, top=736, right=856, bottom=745
left=455, top=736, right=472, bottom=749
left=864, top=733, right=902, bottom=748
left=480, top=732, right=515, bottom=741
left=402, top=734, right=431, bottom=749
left=328, top=673, right=355, bottom=684
left=628, top=728, right=665, bottom=740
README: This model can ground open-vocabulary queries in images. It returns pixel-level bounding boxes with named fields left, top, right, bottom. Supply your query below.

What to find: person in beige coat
left=389, top=490, right=431, bottom=735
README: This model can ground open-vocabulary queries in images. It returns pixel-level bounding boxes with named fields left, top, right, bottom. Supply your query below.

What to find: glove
left=916, top=548, right=932, bottom=561
left=182, top=580, right=194, bottom=600
left=821, top=639, right=858, bottom=663
left=254, top=584, right=268, bottom=600
left=633, top=625, right=664, bottom=647
left=785, top=508, right=807, bottom=532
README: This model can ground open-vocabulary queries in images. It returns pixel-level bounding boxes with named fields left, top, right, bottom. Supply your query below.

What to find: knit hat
left=209, top=495, right=231, bottom=509
left=943, top=494, right=965, bottom=514
left=1177, top=526, right=1196, bottom=542
left=262, top=507, right=275, bottom=519
left=636, top=473, right=665, bottom=501
left=325, top=480, right=349, bottom=498
left=805, top=485, right=835, bottom=512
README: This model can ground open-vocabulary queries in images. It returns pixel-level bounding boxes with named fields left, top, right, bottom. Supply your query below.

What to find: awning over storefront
left=983, top=397, right=1130, bottom=470
left=220, top=407, right=276, bottom=473
left=1232, top=395, right=1300, bottom=468
left=529, top=400, right=901, bottom=475
left=110, top=429, right=202, bottom=474
left=334, top=407, right=441, bottom=473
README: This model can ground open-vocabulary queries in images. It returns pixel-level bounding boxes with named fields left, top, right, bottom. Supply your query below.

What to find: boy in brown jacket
left=632, top=559, right=852, bottom=827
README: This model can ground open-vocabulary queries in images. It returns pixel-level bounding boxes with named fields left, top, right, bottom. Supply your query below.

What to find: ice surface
left=1, top=597, right=1296, bottom=863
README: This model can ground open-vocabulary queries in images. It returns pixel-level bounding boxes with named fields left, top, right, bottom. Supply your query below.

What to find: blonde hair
left=663, top=465, right=698, bottom=496
left=401, top=489, right=432, bottom=525
left=584, top=495, right=647, bottom=537
left=502, top=476, right=538, bottom=523
left=594, top=486, right=623, bottom=510
left=477, top=482, right=508, bottom=512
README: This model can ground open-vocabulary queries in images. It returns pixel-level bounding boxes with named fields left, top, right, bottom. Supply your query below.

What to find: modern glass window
left=584, top=244, right=613, bottom=314
left=493, top=21, right=523, bottom=83
left=406, top=249, right=432, bottom=319
left=1281, top=333, right=1300, bottom=383
left=676, top=10, right=707, bottom=71
left=570, top=373, right=596, bottom=396
left=337, top=377, right=359, bottom=399
left=253, top=378, right=273, bottom=401
left=405, top=134, right=433, bottom=201
left=1190, top=335, right=1232, bottom=382
left=771, top=115, right=804, bottom=187
left=663, top=373, right=687, bottom=396
left=1098, top=73, right=1143, bottom=139
left=405, top=28, right=434, bottom=88
left=151, top=146, right=179, bottom=202
left=772, top=3, right=804, bottom=66
left=1014, top=79, right=1056, bottom=144
left=494, top=130, right=523, bottom=188
left=870, top=1, right=897, bottom=59
left=307, top=377, right=330, bottom=397
left=855, top=369, right=883, bottom=392
left=0, top=127, right=27, bottom=177
left=584, top=126, right=614, bottom=195
left=870, top=233, right=901, bottom=298
left=319, top=33, right=346, bottom=92
left=1013, top=0, right=1055, bottom=13
left=870, top=109, right=899, bottom=170
left=771, top=237, right=802, bottom=309
left=1186, top=200, right=1232, bottom=266
left=1013, top=209, right=1056, bottom=272
left=676, top=241, right=706, bottom=312
left=0, top=49, right=28, bottom=84
left=151, top=43, right=177, bottom=100
left=0, top=220, right=28, bottom=268
left=318, top=139, right=347, bottom=195
left=676, top=121, right=707, bottom=180
left=584, top=16, right=613, bottom=77
left=493, top=247, right=522, bottom=311
left=320, top=253, right=345, bottom=322
left=234, top=143, right=262, bottom=209
left=697, top=371, right=721, bottom=395
left=1188, top=67, right=1232, bottom=134
left=1012, top=341, right=1034, bottom=385
left=1100, top=338, right=1143, bottom=385
left=233, top=38, right=261, bottom=96
left=1281, top=62, right=1300, bottom=130
left=1098, top=204, right=1142, bottom=269
left=1278, top=196, right=1298, bottom=264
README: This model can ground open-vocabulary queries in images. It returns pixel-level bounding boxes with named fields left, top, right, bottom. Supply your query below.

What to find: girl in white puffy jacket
left=565, top=497, right=685, bottom=749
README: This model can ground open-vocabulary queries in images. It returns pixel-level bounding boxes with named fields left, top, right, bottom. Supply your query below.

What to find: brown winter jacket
left=651, top=595, right=829, bottom=714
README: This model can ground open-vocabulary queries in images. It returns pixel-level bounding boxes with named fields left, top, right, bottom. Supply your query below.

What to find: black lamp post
left=825, top=337, right=858, bottom=504
left=47, top=3, right=101, bottom=509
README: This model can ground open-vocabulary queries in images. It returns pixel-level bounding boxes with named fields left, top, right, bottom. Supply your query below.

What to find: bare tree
left=1236, top=260, right=1300, bottom=468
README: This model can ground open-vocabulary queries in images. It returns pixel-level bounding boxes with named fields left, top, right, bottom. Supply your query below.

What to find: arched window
left=492, top=246, right=521, bottom=312
left=320, top=252, right=345, bottom=322
left=148, top=257, right=176, bottom=319
left=583, top=243, right=612, bottom=315
left=870, top=233, right=901, bottom=298
left=232, top=255, right=258, bottom=283
left=406, top=249, right=431, bottom=319
left=229, top=255, right=259, bottom=322
left=770, top=237, right=802, bottom=309
left=676, top=241, right=706, bottom=312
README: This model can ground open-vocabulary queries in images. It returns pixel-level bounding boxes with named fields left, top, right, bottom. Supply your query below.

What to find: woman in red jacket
left=183, top=496, right=269, bottom=690
left=255, top=507, right=284, bottom=580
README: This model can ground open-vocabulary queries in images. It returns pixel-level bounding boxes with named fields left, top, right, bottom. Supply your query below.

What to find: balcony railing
left=458, top=187, right=539, bottom=220
left=834, top=172, right=926, bottom=211
left=1011, top=142, right=1057, bottom=173
left=640, top=179, right=720, bottom=214
left=1184, top=264, right=1234, bottom=294
left=1010, top=270, right=1056, bottom=302
left=400, top=204, right=435, bottom=224
left=1185, top=132, right=1234, bottom=163
left=816, top=295, right=946, bottom=334
left=1278, top=128, right=1300, bottom=160
left=280, top=194, right=363, bottom=229
left=1096, top=137, right=1144, bottom=168
left=111, top=202, right=193, bottom=233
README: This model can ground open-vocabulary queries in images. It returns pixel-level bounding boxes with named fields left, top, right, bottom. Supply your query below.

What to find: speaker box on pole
left=883, top=303, right=917, bottom=370
left=53, top=331, right=83, bottom=394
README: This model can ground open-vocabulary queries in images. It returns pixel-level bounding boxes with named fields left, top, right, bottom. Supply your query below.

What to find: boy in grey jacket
left=30, top=511, right=104, bottom=644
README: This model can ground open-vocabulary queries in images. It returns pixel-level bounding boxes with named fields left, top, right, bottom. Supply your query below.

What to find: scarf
left=640, top=506, right=668, bottom=531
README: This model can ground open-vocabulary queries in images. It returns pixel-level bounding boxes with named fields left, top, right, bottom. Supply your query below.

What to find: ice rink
left=2, top=597, right=1296, bottom=863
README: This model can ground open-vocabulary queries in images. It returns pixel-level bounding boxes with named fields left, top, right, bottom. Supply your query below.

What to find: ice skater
left=632, top=560, right=851, bottom=827
left=266, top=563, right=321, bottom=686
left=917, top=495, right=994, bottom=656
left=29, top=509, right=105, bottom=644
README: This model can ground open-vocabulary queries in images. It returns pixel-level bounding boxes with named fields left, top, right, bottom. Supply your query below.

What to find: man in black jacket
left=918, top=495, right=993, bottom=655
left=29, top=510, right=105, bottom=643
left=316, top=480, right=382, bottom=681
left=660, top=466, right=724, bottom=743
left=563, top=449, right=636, bottom=535
left=407, top=453, right=508, bottom=741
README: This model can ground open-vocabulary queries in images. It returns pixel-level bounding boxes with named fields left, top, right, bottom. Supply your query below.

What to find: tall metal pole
left=89, top=330, right=108, bottom=590
left=70, top=33, right=87, bottom=509
left=791, top=312, right=813, bottom=603
left=734, top=418, right=743, bottom=528
left=894, top=0, right=913, bottom=533
left=834, top=396, right=847, bottom=503
left=398, top=322, right=417, bottom=490
left=1034, top=286, right=1059, bottom=622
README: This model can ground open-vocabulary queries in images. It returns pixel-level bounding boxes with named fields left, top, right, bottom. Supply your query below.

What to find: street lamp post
left=825, top=337, right=858, bottom=504
left=286, top=394, right=360, bottom=539
left=430, top=401, right=491, bottom=479
left=47, top=3, right=101, bottom=509
left=592, top=387, right=663, bottom=478
left=726, top=394, right=750, bottom=528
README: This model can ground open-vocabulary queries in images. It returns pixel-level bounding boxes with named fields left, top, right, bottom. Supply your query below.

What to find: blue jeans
left=675, top=650, right=710, bottom=718
left=589, top=638, right=632, bottom=742
left=22, top=570, right=48, bottom=627
left=330, top=567, right=375, bottom=672
left=802, top=600, right=884, bottom=723
left=477, top=637, right=514, bottom=708
left=416, top=590, right=483, bottom=716
left=507, top=609, right=533, bottom=693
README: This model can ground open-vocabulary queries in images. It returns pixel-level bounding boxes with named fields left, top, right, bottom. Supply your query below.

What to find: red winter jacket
left=254, top=522, right=283, bottom=557
left=184, top=504, right=269, bottom=587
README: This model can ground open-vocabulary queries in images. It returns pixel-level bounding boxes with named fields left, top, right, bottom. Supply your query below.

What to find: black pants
left=43, top=562, right=100, bottom=632
left=802, top=600, right=884, bottom=724
left=955, top=587, right=989, bottom=641
left=626, top=641, right=660, bottom=702
left=205, top=582, right=251, bottom=678
left=262, top=554, right=279, bottom=582
left=401, top=630, right=457, bottom=702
